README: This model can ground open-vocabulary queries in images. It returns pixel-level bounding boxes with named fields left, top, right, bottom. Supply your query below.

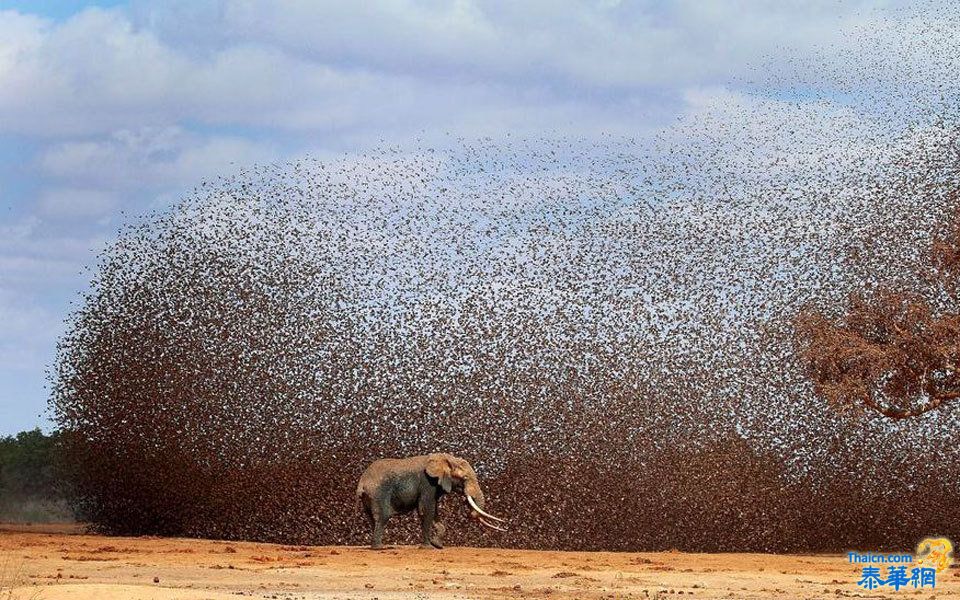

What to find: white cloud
left=134, top=0, right=858, bottom=87
left=2, top=2, right=942, bottom=139
left=40, top=126, right=281, bottom=190
left=0, top=288, right=60, bottom=371
left=0, top=10, right=47, bottom=72
left=0, top=217, right=107, bottom=288
left=37, top=187, right=117, bottom=219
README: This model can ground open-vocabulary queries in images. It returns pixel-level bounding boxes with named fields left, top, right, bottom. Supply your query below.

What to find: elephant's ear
left=426, top=454, right=453, bottom=493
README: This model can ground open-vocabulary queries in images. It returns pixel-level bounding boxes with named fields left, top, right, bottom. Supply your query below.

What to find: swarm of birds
left=51, top=4, right=960, bottom=551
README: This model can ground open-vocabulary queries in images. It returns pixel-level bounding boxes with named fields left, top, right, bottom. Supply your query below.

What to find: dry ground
left=1, top=524, right=956, bottom=599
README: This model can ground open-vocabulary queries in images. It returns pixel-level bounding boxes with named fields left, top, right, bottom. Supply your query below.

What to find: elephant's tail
left=355, top=484, right=367, bottom=512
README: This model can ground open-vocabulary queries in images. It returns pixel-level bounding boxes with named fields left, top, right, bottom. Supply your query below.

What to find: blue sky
left=0, top=1, right=941, bottom=434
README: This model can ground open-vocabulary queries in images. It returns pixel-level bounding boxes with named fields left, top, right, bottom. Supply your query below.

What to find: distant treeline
left=0, top=429, right=73, bottom=523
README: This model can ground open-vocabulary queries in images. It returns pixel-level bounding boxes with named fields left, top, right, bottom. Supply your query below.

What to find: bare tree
left=796, top=209, right=960, bottom=419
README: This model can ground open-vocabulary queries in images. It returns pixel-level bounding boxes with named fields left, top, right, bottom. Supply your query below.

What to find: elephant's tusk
left=476, top=515, right=508, bottom=531
left=467, top=495, right=508, bottom=523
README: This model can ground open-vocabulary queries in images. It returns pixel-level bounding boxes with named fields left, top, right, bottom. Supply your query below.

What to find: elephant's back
left=357, top=456, right=427, bottom=491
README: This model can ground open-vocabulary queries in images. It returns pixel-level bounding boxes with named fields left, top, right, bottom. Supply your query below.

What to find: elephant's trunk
left=464, top=480, right=485, bottom=509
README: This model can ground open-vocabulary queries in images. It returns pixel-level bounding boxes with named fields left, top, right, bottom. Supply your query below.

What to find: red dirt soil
left=1, top=524, right=956, bottom=599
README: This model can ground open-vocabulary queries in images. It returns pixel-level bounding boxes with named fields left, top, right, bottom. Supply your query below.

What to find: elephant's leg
left=371, top=500, right=392, bottom=550
left=418, top=495, right=439, bottom=549
left=371, top=517, right=386, bottom=549
left=359, top=492, right=379, bottom=549
left=428, top=498, right=445, bottom=549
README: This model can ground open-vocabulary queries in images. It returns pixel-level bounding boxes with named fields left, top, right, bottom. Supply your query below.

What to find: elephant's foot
left=418, top=543, right=440, bottom=550
left=430, top=522, right=445, bottom=549
left=370, top=543, right=385, bottom=550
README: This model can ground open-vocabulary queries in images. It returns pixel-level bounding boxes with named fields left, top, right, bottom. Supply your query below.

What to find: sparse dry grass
left=0, top=553, right=41, bottom=600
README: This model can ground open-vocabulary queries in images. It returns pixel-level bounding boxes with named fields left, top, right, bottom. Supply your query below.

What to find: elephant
left=356, top=453, right=507, bottom=549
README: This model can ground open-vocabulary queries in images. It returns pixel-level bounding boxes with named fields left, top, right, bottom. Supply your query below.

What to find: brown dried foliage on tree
left=795, top=211, right=960, bottom=419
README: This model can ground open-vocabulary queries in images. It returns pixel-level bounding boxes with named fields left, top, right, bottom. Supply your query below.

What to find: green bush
left=0, top=429, right=73, bottom=523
